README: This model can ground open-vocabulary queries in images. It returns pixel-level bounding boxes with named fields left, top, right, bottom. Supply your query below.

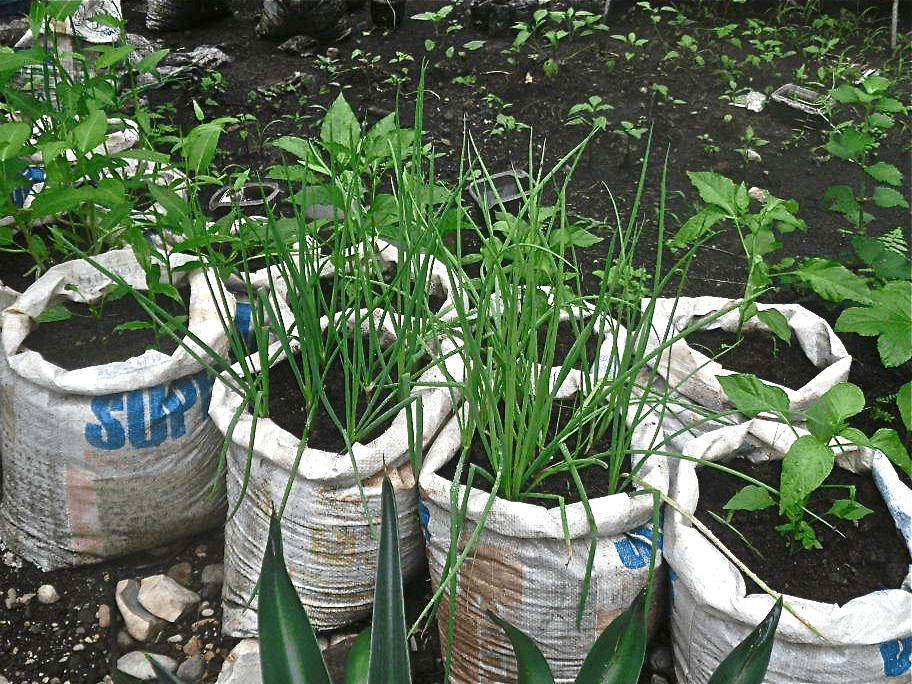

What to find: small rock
left=649, top=675, right=672, bottom=684
left=167, top=562, right=193, bottom=588
left=216, top=640, right=262, bottom=684
left=117, top=629, right=135, bottom=649
left=183, top=635, right=202, bottom=658
left=278, top=34, right=318, bottom=56
left=748, top=186, right=767, bottom=203
left=746, top=149, right=762, bottom=163
left=177, top=654, right=206, bottom=683
left=138, top=575, right=201, bottom=623
left=97, top=604, right=112, bottom=629
left=200, top=564, right=223, bottom=601
left=731, top=90, right=767, bottom=112
left=5, top=588, right=17, bottom=610
left=115, top=579, right=166, bottom=643
left=116, top=651, right=178, bottom=681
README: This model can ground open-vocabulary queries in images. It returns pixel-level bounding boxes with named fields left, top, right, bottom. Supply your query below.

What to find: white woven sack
left=212, top=329, right=462, bottom=636
left=0, top=248, right=235, bottom=569
left=665, top=419, right=912, bottom=684
left=642, top=297, right=851, bottom=448
left=418, top=394, right=671, bottom=684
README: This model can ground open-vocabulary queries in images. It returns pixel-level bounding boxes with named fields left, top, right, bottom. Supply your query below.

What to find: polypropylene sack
left=0, top=248, right=235, bottom=569
left=256, top=0, right=345, bottom=41
left=146, top=0, right=228, bottom=32
left=212, top=328, right=462, bottom=635
left=665, top=419, right=912, bottom=684
left=642, top=297, right=851, bottom=447
left=417, top=397, right=671, bottom=684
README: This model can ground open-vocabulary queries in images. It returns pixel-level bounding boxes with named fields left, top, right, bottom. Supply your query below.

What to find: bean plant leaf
left=73, top=110, right=109, bottom=154
left=94, top=45, right=135, bottom=70
left=724, top=485, right=775, bottom=512
left=864, top=162, right=903, bottom=186
left=869, top=428, right=912, bottom=481
left=573, top=586, right=648, bottom=684
left=367, top=475, right=412, bottom=684
left=0, top=121, right=31, bottom=161
left=717, top=374, right=790, bottom=417
left=872, top=186, right=909, bottom=209
left=828, top=498, right=873, bottom=521
left=687, top=171, right=749, bottom=216
left=793, top=259, right=871, bottom=304
left=836, top=281, right=912, bottom=367
left=780, top=435, right=833, bottom=515
left=805, top=383, right=865, bottom=442
left=486, top=611, right=555, bottom=684
left=899, top=382, right=912, bottom=433
left=756, top=309, right=791, bottom=344
left=668, top=206, right=727, bottom=249
left=825, top=129, right=872, bottom=160
left=706, top=597, right=781, bottom=684
left=258, top=512, right=332, bottom=684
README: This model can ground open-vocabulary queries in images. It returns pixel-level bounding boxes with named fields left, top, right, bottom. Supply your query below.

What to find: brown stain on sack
left=438, top=534, right=525, bottom=684
left=67, top=462, right=102, bottom=558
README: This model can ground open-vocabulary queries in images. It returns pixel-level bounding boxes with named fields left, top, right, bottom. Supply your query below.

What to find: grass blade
left=573, top=586, right=648, bottom=684
left=368, top=475, right=412, bottom=684
left=258, top=512, right=331, bottom=684
left=707, top=597, right=782, bottom=684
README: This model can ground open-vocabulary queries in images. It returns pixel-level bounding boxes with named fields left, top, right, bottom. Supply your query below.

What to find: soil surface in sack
left=0, top=1, right=909, bottom=682
left=23, top=284, right=189, bottom=369
left=696, top=458, right=910, bottom=606
left=266, top=338, right=430, bottom=452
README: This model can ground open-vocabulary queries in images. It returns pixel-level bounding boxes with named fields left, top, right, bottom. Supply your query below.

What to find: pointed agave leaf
left=573, top=587, right=648, bottom=684
left=485, top=611, right=556, bottom=684
left=258, top=512, right=331, bottom=684
left=368, top=475, right=412, bottom=684
left=707, top=597, right=782, bottom=684
left=345, top=628, right=371, bottom=684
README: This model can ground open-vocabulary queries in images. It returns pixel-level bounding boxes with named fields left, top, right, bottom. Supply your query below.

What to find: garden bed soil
left=0, top=1, right=909, bottom=682
left=696, top=457, right=909, bottom=606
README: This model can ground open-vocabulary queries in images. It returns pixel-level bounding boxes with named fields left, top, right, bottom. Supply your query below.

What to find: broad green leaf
left=0, top=121, right=31, bottom=161
left=867, top=112, right=895, bottom=129
left=706, top=597, right=781, bottom=684
left=687, top=171, right=748, bottom=216
left=28, top=186, right=116, bottom=217
left=898, top=382, right=912, bottom=433
left=113, top=148, right=172, bottom=164
left=756, top=309, right=791, bottom=344
left=805, top=383, right=865, bottom=442
left=94, top=45, right=135, bottom=70
left=862, top=74, right=890, bottom=94
left=486, top=612, right=555, bottom=684
left=573, top=587, right=648, bottom=684
left=136, top=48, right=169, bottom=74
left=258, top=512, right=331, bottom=684
left=183, top=122, right=222, bottom=174
left=825, top=129, right=872, bottom=160
left=724, top=485, right=775, bottom=512
left=73, top=110, right=109, bottom=154
left=148, top=186, right=190, bottom=222
left=345, top=628, right=371, bottom=684
left=864, top=162, right=903, bottom=186
left=780, top=435, right=833, bottom=514
left=793, top=259, right=871, bottom=304
left=717, top=374, right=791, bottom=417
left=852, top=235, right=912, bottom=282
left=872, top=186, right=909, bottom=209
left=871, top=427, right=912, bottom=480
left=368, top=475, right=411, bottom=684
left=830, top=84, right=864, bottom=104
left=44, top=0, right=82, bottom=20
left=667, top=206, right=727, bottom=249
left=271, top=136, right=318, bottom=162
left=828, top=498, right=873, bottom=521
left=877, top=97, right=907, bottom=113
left=822, top=185, right=859, bottom=216
left=321, top=93, right=360, bottom=154
left=35, top=304, right=73, bottom=324
left=836, top=281, right=912, bottom=367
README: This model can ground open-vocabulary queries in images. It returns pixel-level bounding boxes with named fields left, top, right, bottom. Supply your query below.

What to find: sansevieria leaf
left=706, top=597, right=782, bottom=684
left=258, top=512, right=332, bottom=684
left=573, top=587, right=648, bottom=684
left=345, top=628, right=371, bottom=684
left=368, top=475, right=412, bottom=684
left=486, top=611, right=555, bottom=684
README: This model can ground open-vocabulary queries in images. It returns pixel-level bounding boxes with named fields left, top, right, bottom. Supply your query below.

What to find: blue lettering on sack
left=880, top=637, right=912, bottom=677
left=615, top=519, right=663, bottom=570
left=85, top=370, right=214, bottom=450
left=417, top=496, right=430, bottom=540
left=233, top=300, right=257, bottom=352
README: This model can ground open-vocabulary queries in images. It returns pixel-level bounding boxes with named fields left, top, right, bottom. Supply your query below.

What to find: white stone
left=138, top=574, right=200, bottom=623
left=746, top=148, right=762, bottom=163
left=115, top=579, right=166, bottom=643
left=37, top=584, right=60, bottom=604
left=115, top=651, right=178, bottom=681
left=216, top=640, right=262, bottom=684
left=748, top=186, right=767, bottom=203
